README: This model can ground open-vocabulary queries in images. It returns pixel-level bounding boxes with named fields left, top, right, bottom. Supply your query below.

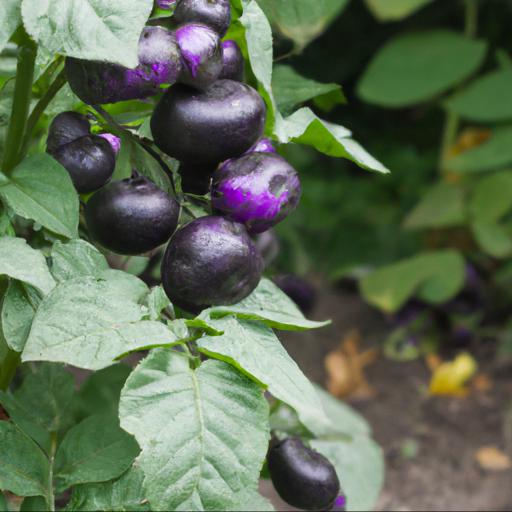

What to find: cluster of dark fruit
left=48, top=1, right=343, bottom=509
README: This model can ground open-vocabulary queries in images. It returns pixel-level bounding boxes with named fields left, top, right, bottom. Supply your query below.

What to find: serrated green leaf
left=444, top=69, right=512, bottom=122
left=404, top=182, right=466, bottom=229
left=361, top=250, right=466, bottom=313
left=469, top=171, right=512, bottom=222
left=312, top=438, right=384, bottom=512
left=227, top=491, right=275, bottom=511
left=1, top=280, right=41, bottom=352
left=0, top=154, right=79, bottom=238
left=447, top=126, right=512, bottom=173
left=357, top=30, right=487, bottom=107
left=21, top=0, right=153, bottom=68
left=205, top=278, right=329, bottom=330
left=472, top=222, right=512, bottom=258
left=50, top=240, right=109, bottom=283
left=0, top=422, right=50, bottom=499
left=0, top=1, right=21, bottom=53
left=22, top=273, right=179, bottom=370
left=119, top=350, right=270, bottom=511
left=197, top=317, right=331, bottom=436
left=64, top=466, right=150, bottom=512
left=365, top=0, right=432, bottom=21
left=55, top=414, right=140, bottom=491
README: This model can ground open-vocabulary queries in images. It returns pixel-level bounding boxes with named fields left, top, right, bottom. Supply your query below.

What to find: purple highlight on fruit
left=99, top=133, right=121, bottom=155
left=334, top=494, right=347, bottom=510
left=157, top=0, right=176, bottom=8
left=220, top=39, right=244, bottom=81
left=212, top=152, right=301, bottom=233
left=249, top=137, right=276, bottom=154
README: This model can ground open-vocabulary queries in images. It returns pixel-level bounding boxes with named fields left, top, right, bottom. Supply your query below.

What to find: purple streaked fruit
left=85, top=175, right=180, bottom=255
left=47, top=112, right=117, bottom=194
left=161, top=216, right=262, bottom=312
left=99, top=133, right=121, bottom=155
left=249, top=137, right=276, bottom=154
left=156, top=0, right=176, bottom=8
left=220, top=40, right=244, bottom=81
left=174, top=0, right=231, bottom=37
left=65, top=26, right=181, bottom=105
left=151, top=79, right=266, bottom=163
left=268, top=437, right=341, bottom=511
left=176, top=23, right=222, bottom=89
left=212, top=152, right=301, bottom=233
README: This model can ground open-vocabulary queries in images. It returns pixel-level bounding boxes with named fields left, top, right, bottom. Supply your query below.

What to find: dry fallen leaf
left=325, top=329, right=378, bottom=399
left=475, top=446, right=512, bottom=471
left=428, top=352, right=478, bottom=397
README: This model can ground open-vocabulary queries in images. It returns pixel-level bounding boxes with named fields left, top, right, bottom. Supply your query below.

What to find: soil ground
left=262, top=283, right=512, bottom=512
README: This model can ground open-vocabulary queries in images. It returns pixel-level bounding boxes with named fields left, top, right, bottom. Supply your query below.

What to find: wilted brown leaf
left=475, top=446, right=511, bottom=471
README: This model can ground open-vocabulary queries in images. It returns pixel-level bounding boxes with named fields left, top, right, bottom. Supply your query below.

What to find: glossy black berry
left=174, top=0, right=231, bottom=37
left=220, top=40, right=244, bottom=81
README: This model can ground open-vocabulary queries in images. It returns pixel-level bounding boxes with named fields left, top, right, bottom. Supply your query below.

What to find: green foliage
left=364, top=0, right=433, bottom=21
left=357, top=30, right=487, bottom=107
left=0, top=1, right=21, bottom=53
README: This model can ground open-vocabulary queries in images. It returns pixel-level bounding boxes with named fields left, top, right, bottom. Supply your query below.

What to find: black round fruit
left=85, top=175, right=180, bottom=255
left=179, top=161, right=217, bottom=195
left=47, top=112, right=118, bottom=194
left=220, top=40, right=244, bottom=81
left=151, top=79, right=266, bottom=164
left=161, top=216, right=262, bottom=312
left=268, top=437, right=341, bottom=511
left=174, top=0, right=231, bottom=37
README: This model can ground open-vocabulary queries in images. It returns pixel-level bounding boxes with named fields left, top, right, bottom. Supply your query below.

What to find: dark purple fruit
left=249, top=137, right=276, bottom=154
left=156, top=0, right=176, bottom=8
left=212, top=152, right=301, bottom=233
left=273, top=274, right=316, bottom=315
left=161, top=216, right=262, bottom=311
left=174, top=0, right=231, bottom=37
left=47, top=112, right=118, bottom=194
left=253, top=230, right=279, bottom=268
left=175, top=23, right=223, bottom=89
left=151, top=79, right=266, bottom=164
left=220, top=40, right=244, bottom=81
left=66, top=26, right=181, bottom=105
left=268, top=437, right=341, bottom=511
left=179, top=161, right=217, bottom=195
left=85, top=175, right=180, bottom=255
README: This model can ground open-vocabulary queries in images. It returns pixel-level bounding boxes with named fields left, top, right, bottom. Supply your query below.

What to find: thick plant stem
left=1, top=37, right=37, bottom=175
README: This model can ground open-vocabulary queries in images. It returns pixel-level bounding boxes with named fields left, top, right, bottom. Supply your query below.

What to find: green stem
left=47, top=431, right=57, bottom=512
left=464, top=0, right=479, bottom=38
left=20, top=68, right=67, bottom=158
left=1, top=36, right=37, bottom=175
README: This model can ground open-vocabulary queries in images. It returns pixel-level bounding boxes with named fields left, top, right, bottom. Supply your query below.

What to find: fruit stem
left=1, top=32, right=37, bottom=175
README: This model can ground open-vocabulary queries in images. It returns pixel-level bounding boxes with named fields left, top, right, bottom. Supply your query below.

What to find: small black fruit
left=174, top=0, right=231, bottom=37
left=220, top=40, right=244, bottom=81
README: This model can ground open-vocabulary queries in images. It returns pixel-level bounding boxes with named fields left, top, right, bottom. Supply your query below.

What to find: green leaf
left=0, top=154, right=79, bottom=238
left=1, top=280, right=41, bottom=352
left=446, top=126, right=512, bottom=173
left=404, top=182, right=466, bottom=229
left=0, top=492, right=7, bottom=512
left=55, top=414, right=140, bottom=491
left=131, top=144, right=173, bottom=195
left=276, top=108, right=389, bottom=173
left=143, top=286, right=171, bottom=321
left=364, top=0, right=432, bottom=21
left=472, top=222, right=512, bottom=259
left=0, top=237, right=54, bottom=295
left=360, top=250, right=466, bottom=313
left=469, top=171, right=512, bottom=222
left=119, top=351, right=270, bottom=511
left=0, top=422, right=50, bottom=498
left=21, top=0, right=153, bottom=68
left=228, top=491, right=275, bottom=511
left=0, top=0, right=21, bottom=53
left=204, top=277, right=329, bottom=330
left=20, top=496, right=47, bottom=512
left=444, top=69, right=512, bottom=122
left=257, top=0, right=349, bottom=51
left=22, top=273, right=179, bottom=370
left=312, top=438, right=384, bottom=512
left=197, top=317, right=331, bottom=436
left=357, top=30, right=487, bottom=107
left=272, top=65, right=345, bottom=115
left=50, top=239, right=109, bottom=282
left=65, top=466, right=150, bottom=512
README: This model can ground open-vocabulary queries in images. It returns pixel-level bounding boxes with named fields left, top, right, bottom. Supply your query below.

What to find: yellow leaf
left=429, top=352, right=477, bottom=397
left=475, top=446, right=512, bottom=471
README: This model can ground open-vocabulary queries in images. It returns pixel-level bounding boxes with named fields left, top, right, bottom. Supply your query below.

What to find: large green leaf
left=360, top=250, right=466, bottom=313
left=447, top=126, right=512, bottom=173
left=364, top=0, right=433, bottom=21
left=22, top=273, right=179, bottom=370
left=204, top=277, right=329, bottom=330
left=312, top=438, right=384, bottom=512
left=472, top=222, right=512, bottom=259
left=0, top=154, right=79, bottom=238
left=273, top=65, right=345, bottom=115
left=0, top=0, right=21, bottom=53
left=197, top=316, right=331, bottom=436
left=257, top=0, right=349, bottom=51
left=404, top=182, right=466, bottom=229
left=64, top=466, right=150, bottom=512
left=21, top=0, right=153, bottom=68
left=357, top=30, right=487, bottom=107
left=0, top=422, right=50, bottom=499
left=55, top=414, right=140, bottom=491
left=119, top=350, right=270, bottom=511
left=0, top=237, right=54, bottom=296
left=469, top=171, right=512, bottom=222
left=444, top=69, right=512, bottom=122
